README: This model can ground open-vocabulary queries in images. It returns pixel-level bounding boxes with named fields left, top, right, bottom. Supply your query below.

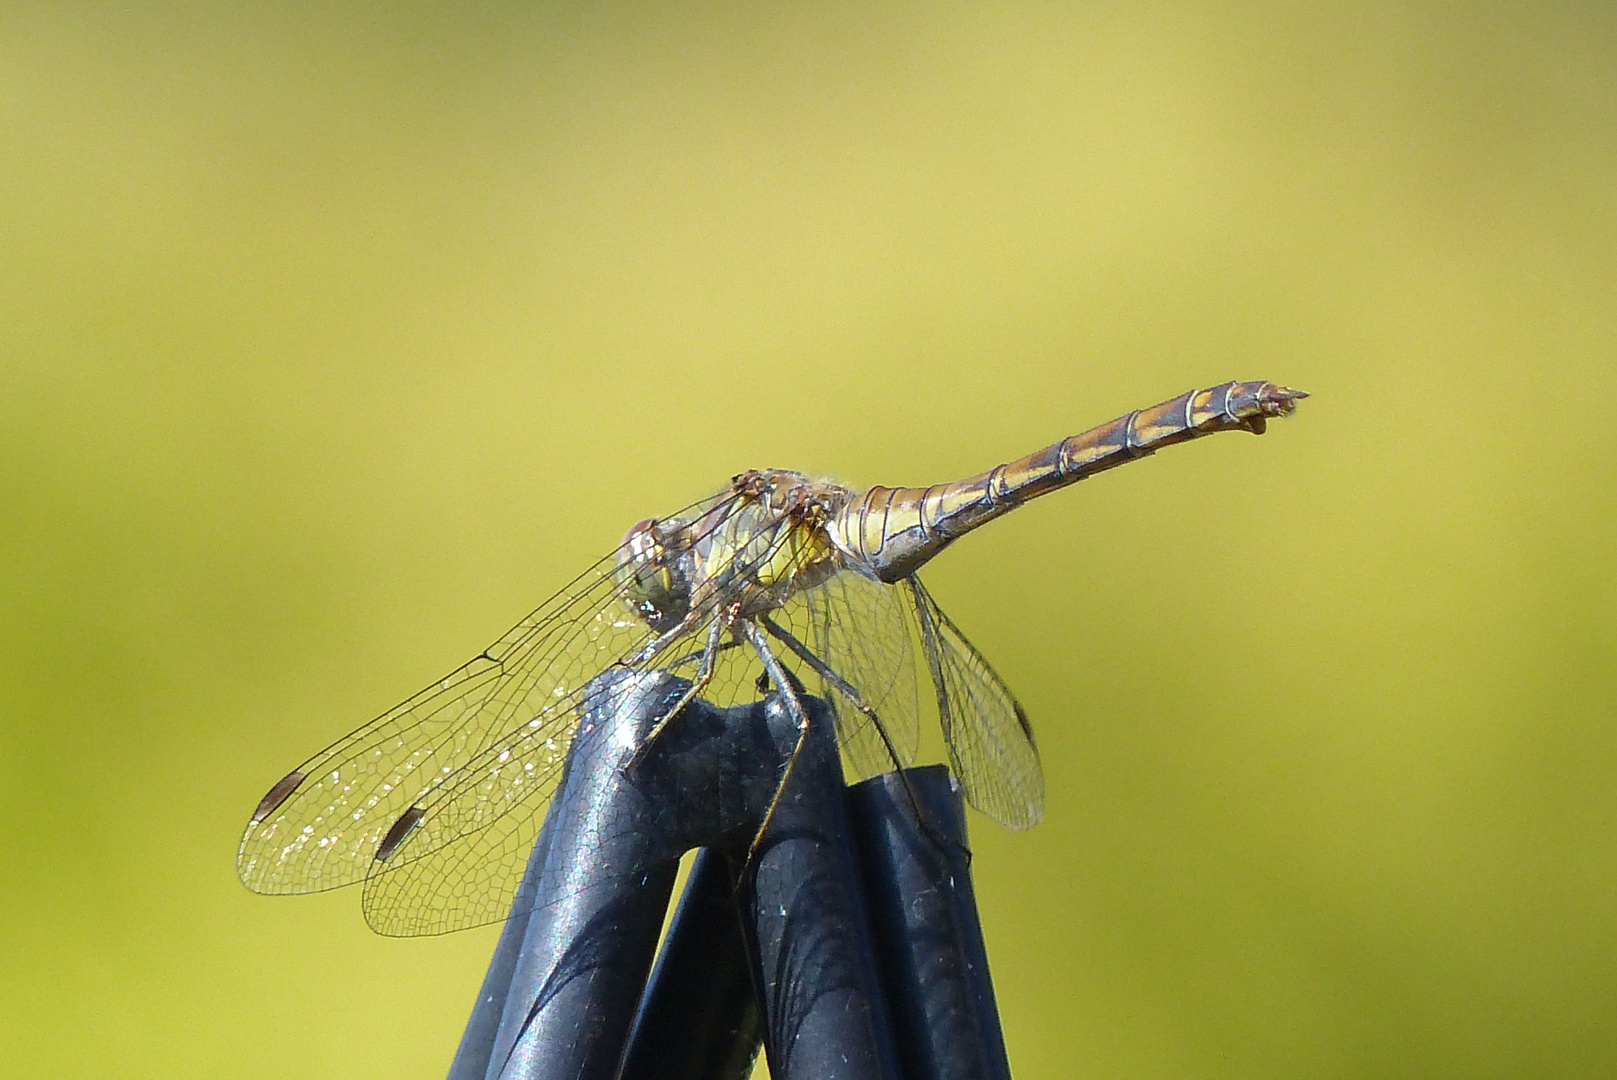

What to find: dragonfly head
left=616, top=518, right=691, bottom=633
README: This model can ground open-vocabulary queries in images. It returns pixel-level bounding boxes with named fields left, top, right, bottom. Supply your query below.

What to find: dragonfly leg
left=759, top=612, right=956, bottom=858
left=757, top=613, right=911, bottom=779
left=740, top=620, right=813, bottom=866
left=664, top=636, right=743, bottom=672
left=627, top=604, right=711, bottom=668
left=627, top=615, right=725, bottom=769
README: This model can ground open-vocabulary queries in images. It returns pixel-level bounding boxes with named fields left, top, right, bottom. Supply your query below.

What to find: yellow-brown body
left=828, top=380, right=1305, bottom=582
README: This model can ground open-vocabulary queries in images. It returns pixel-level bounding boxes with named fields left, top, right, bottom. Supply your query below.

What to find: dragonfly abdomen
left=832, top=380, right=1306, bottom=581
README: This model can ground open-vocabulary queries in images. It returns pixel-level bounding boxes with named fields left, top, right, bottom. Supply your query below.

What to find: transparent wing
left=356, top=761, right=553, bottom=936
left=906, top=576, right=1043, bottom=829
left=773, top=570, right=920, bottom=782
left=356, top=498, right=813, bottom=936
left=355, top=673, right=676, bottom=936
left=235, top=490, right=738, bottom=902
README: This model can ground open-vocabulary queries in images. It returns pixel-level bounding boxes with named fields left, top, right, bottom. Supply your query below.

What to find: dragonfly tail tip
left=1261, top=384, right=1308, bottom=417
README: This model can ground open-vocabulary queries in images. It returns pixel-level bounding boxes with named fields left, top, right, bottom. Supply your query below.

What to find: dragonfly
left=238, top=380, right=1305, bottom=936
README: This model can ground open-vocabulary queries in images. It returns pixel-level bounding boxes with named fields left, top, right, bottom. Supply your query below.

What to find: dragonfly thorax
left=615, top=471, right=859, bottom=634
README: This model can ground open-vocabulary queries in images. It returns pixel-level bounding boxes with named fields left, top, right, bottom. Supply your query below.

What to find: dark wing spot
left=1014, top=702, right=1037, bottom=746
left=250, top=770, right=305, bottom=824
left=375, top=805, right=425, bottom=863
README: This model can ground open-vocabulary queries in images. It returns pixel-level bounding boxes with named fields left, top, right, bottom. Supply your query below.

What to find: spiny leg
left=757, top=613, right=912, bottom=783
left=618, top=589, right=740, bottom=754
left=627, top=614, right=726, bottom=770
left=740, top=619, right=814, bottom=867
left=666, top=635, right=744, bottom=672
left=759, top=612, right=955, bottom=857
left=627, top=604, right=709, bottom=667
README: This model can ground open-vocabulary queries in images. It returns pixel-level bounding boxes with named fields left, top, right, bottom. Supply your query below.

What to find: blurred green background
left=3, top=2, right=1613, bottom=1077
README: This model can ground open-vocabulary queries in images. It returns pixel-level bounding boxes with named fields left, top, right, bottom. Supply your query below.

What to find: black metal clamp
left=447, top=666, right=1012, bottom=1080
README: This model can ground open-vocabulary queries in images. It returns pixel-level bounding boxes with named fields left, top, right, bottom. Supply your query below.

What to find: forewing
left=237, top=490, right=737, bottom=900
left=356, top=666, right=663, bottom=935
left=779, top=571, right=921, bottom=782
left=357, top=756, right=551, bottom=936
left=907, top=576, right=1043, bottom=829
left=236, top=551, right=642, bottom=896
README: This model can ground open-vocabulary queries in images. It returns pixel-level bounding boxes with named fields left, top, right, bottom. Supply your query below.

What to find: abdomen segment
left=833, top=380, right=1306, bottom=581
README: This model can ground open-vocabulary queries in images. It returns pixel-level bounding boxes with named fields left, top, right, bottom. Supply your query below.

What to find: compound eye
left=616, top=519, right=680, bottom=629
